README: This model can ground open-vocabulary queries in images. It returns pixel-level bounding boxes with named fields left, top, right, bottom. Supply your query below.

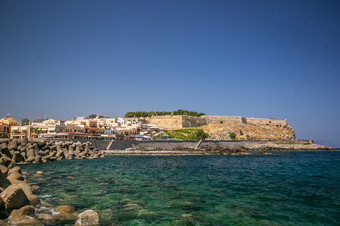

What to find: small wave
left=39, top=194, right=52, bottom=198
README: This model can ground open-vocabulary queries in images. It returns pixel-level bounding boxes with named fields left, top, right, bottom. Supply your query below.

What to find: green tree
left=195, top=129, right=209, bottom=140
left=88, top=114, right=97, bottom=119
left=229, top=132, right=236, bottom=140
left=21, top=118, right=30, bottom=126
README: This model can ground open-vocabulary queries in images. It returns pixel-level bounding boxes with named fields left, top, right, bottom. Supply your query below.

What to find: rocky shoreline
left=105, top=140, right=336, bottom=156
left=0, top=138, right=104, bottom=225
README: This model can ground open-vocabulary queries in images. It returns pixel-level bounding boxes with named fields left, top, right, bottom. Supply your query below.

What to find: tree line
left=125, top=109, right=206, bottom=118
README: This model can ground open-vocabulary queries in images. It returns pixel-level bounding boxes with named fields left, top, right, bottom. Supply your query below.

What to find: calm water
left=21, top=151, right=340, bottom=225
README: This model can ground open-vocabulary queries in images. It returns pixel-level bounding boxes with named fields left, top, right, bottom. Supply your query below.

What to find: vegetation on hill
left=163, top=128, right=209, bottom=140
left=125, top=109, right=205, bottom=118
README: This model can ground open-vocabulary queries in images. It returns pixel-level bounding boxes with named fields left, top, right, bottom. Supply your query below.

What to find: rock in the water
left=55, top=205, right=75, bottom=214
left=7, top=205, right=42, bottom=225
left=75, top=210, right=99, bottom=226
left=1, top=184, right=30, bottom=214
left=29, top=194, right=40, bottom=207
left=37, top=214, right=53, bottom=224
left=17, top=183, right=40, bottom=206
left=34, top=171, right=43, bottom=177
left=31, top=185, right=39, bottom=191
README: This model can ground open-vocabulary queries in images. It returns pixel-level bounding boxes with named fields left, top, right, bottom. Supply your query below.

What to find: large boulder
left=1, top=184, right=30, bottom=214
left=0, top=172, right=11, bottom=190
left=0, top=166, right=8, bottom=177
left=33, top=155, right=42, bottom=163
left=7, top=171, right=25, bottom=182
left=11, top=152, right=25, bottom=163
left=17, top=183, right=40, bottom=206
left=0, top=156, right=12, bottom=167
left=8, top=166, right=22, bottom=175
left=7, top=141, right=17, bottom=151
left=27, top=149, right=35, bottom=158
left=0, top=144, right=12, bottom=159
left=75, top=210, right=99, bottom=226
left=7, top=205, right=42, bottom=225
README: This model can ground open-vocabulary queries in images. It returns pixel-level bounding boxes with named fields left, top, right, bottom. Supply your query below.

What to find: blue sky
left=1, top=0, right=339, bottom=147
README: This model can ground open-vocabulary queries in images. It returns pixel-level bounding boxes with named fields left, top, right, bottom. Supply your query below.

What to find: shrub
left=239, top=130, right=244, bottom=135
left=194, top=129, right=209, bottom=140
left=229, top=133, right=236, bottom=140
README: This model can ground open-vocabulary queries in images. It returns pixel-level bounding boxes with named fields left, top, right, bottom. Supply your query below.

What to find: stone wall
left=108, top=140, right=198, bottom=150
left=150, top=116, right=183, bottom=130
left=205, top=116, right=246, bottom=124
left=181, top=116, right=207, bottom=128
left=246, top=118, right=287, bottom=126
left=125, top=115, right=289, bottom=131
left=107, top=140, right=317, bottom=151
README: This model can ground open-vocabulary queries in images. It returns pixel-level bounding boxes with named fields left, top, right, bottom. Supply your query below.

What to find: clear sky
left=1, top=0, right=339, bottom=147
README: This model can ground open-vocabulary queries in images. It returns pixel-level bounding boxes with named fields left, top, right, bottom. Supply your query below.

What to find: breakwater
left=105, top=139, right=334, bottom=155
left=0, top=138, right=104, bottom=225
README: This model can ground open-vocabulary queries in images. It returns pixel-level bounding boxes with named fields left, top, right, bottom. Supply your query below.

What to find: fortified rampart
left=246, top=118, right=287, bottom=126
left=127, top=115, right=289, bottom=130
left=125, top=115, right=207, bottom=130
left=149, top=116, right=183, bottom=130
left=205, top=116, right=247, bottom=124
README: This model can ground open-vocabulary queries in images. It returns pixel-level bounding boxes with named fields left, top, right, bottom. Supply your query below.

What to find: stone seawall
left=107, top=139, right=329, bottom=151
left=108, top=140, right=198, bottom=150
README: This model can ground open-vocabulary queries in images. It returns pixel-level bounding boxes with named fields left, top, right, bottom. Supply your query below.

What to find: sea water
left=21, top=151, right=340, bottom=225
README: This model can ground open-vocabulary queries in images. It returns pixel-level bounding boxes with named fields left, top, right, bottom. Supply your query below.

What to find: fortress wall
left=149, top=115, right=183, bottom=130
left=246, top=118, right=287, bottom=126
left=182, top=116, right=207, bottom=128
left=205, top=116, right=246, bottom=124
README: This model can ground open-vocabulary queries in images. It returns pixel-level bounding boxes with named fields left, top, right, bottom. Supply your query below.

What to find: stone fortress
left=127, top=115, right=287, bottom=130
left=126, top=115, right=295, bottom=140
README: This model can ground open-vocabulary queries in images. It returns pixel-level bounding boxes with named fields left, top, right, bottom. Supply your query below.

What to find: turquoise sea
left=21, top=151, right=340, bottom=225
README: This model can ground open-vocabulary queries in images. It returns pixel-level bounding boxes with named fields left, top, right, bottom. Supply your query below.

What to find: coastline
left=104, top=139, right=336, bottom=155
